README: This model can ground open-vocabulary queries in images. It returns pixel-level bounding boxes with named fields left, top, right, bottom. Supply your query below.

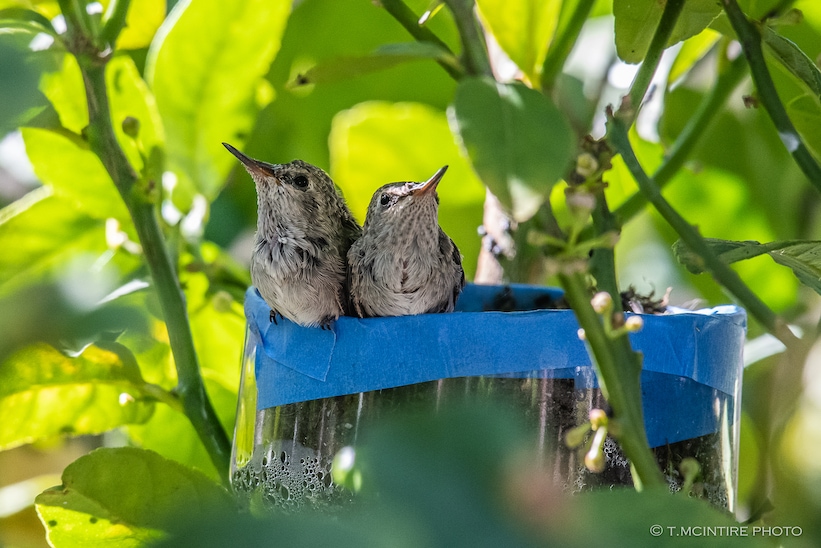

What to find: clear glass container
left=231, top=284, right=744, bottom=513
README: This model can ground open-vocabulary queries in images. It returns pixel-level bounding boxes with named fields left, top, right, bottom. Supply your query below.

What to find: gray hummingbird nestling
left=223, top=143, right=361, bottom=328
left=347, top=166, right=465, bottom=318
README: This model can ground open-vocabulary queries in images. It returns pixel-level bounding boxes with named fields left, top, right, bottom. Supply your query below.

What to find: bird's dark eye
left=293, top=175, right=309, bottom=188
left=379, top=194, right=391, bottom=207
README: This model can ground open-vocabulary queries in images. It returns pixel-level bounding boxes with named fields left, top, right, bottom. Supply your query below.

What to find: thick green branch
left=613, top=53, right=747, bottom=224
left=619, top=0, right=685, bottom=123
left=380, top=0, right=464, bottom=80
left=607, top=112, right=799, bottom=347
left=722, top=0, right=821, bottom=191
left=58, top=1, right=231, bottom=480
left=540, top=0, right=595, bottom=90
left=558, top=272, right=664, bottom=489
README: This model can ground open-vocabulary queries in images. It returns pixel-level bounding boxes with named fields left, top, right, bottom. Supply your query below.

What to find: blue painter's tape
left=246, top=283, right=745, bottom=447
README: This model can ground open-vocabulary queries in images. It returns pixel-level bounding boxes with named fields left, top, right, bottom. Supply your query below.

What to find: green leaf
left=448, top=77, right=574, bottom=222
left=289, top=42, right=460, bottom=87
left=146, top=0, right=291, bottom=199
left=668, top=28, right=721, bottom=86
left=330, top=101, right=486, bottom=280
left=39, top=54, right=88, bottom=135
left=614, top=0, right=722, bottom=64
left=115, top=0, right=166, bottom=50
left=762, top=25, right=821, bottom=100
left=21, top=127, right=131, bottom=222
left=674, top=237, right=821, bottom=295
left=36, top=447, right=233, bottom=547
left=107, top=54, right=165, bottom=176
left=0, top=344, right=154, bottom=450
left=0, top=23, right=52, bottom=132
left=475, top=0, right=561, bottom=82
left=769, top=241, right=821, bottom=294
left=0, top=189, right=99, bottom=290
left=787, top=93, right=821, bottom=161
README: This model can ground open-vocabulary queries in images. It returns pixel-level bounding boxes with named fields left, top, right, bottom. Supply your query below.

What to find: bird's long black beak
left=223, top=142, right=279, bottom=180
left=415, top=165, right=448, bottom=195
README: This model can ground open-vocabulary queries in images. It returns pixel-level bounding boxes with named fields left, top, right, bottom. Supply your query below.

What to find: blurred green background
left=2, top=0, right=821, bottom=546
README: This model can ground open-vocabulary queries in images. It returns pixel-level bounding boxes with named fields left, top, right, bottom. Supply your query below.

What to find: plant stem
left=620, top=0, right=686, bottom=123
left=57, top=0, right=231, bottom=480
left=558, top=272, right=664, bottom=489
left=100, top=0, right=132, bottom=47
left=607, top=112, right=799, bottom=347
left=443, top=0, right=493, bottom=77
left=380, top=0, right=464, bottom=80
left=612, top=53, right=747, bottom=225
left=589, top=194, right=619, bottom=298
left=722, top=0, right=821, bottom=191
left=540, top=0, right=595, bottom=90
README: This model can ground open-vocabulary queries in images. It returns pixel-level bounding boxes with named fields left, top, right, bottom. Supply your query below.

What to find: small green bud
left=122, top=116, right=140, bottom=138
left=584, top=427, right=608, bottom=473
left=576, top=152, right=599, bottom=178
left=577, top=328, right=586, bottom=341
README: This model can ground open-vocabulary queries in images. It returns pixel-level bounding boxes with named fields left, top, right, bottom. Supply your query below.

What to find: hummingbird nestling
left=223, top=143, right=362, bottom=328
left=347, top=166, right=465, bottom=318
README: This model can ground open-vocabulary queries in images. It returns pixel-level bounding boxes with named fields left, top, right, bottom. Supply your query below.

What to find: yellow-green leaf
left=22, top=127, right=131, bottom=222
left=476, top=0, right=561, bottom=82
left=0, top=344, right=154, bottom=450
left=146, top=0, right=291, bottom=199
left=36, top=447, right=232, bottom=547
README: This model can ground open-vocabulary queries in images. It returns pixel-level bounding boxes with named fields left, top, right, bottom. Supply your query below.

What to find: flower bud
left=591, top=292, right=613, bottom=314
left=625, top=315, right=644, bottom=332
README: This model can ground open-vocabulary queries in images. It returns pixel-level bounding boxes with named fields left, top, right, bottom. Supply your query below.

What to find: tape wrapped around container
left=244, top=283, right=745, bottom=448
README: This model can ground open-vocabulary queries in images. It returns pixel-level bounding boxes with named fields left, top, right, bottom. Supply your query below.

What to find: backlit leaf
left=21, top=127, right=131, bottom=222
left=36, top=447, right=232, bottom=547
left=0, top=344, right=154, bottom=450
left=146, top=0, right=291, bottom=199
left=475, top=0, right=561, bottom=82
left=449, top=77, right=574, bottom=222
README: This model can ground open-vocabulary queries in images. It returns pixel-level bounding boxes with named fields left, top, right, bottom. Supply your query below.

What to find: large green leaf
left=0, top=29, right=48, bottom=132
left=475, top=0, right=561, bottom=82
left=0, top=189, right=100, bottom=290
left=0, top=344, right=154, bottom=450
left=330, top=101, right=485, bottom=280
left=22, top=128, right=131, bottom=222
left=614, top=0, right=722, bottom=64
left=146, top=0, right=291, bottom=199
left=787, top=93, right=821, bottom=161
left=448, top=77, right=574, bottom=222
left=36, top=447, right=233, bottom=548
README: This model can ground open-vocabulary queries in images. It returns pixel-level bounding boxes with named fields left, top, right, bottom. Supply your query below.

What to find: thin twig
left=613, top=53, right=747, bottom=224
left=380, top=0, right=464, bottom=80
left=722, top=0, right=821, bottom=191
left=607, top=110, right=799, bottom=347
left=540, top=0, right=596, bottom=90
left=619, top=0, right=686, bottom=124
